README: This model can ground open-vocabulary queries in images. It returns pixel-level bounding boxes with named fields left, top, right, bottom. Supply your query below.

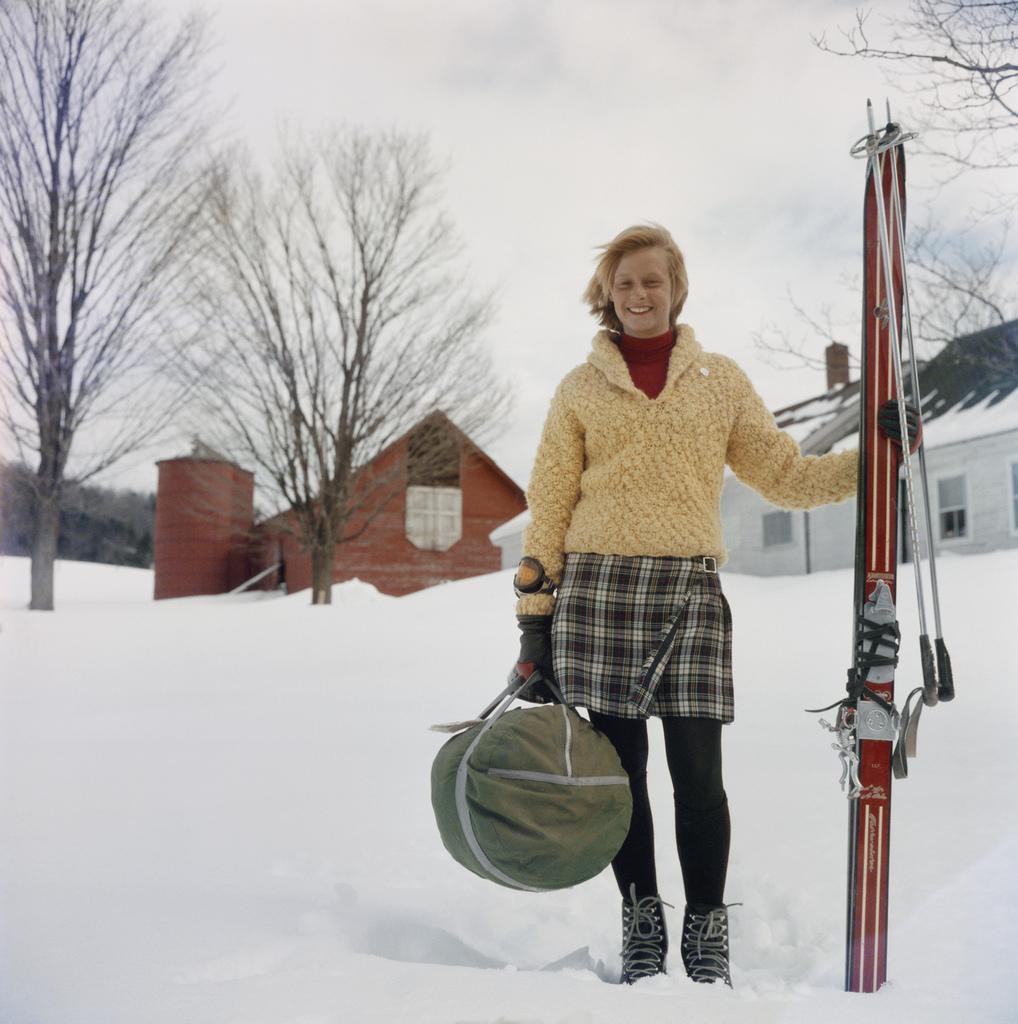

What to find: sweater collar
left=588, top=323, right=702, bottom=397
left=617, top=328, right=675, bottom=363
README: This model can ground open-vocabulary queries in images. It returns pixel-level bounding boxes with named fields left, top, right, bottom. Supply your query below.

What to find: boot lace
left=621, top=884, right=672, bottom=983
left=682, top=904, right=736, bottom=987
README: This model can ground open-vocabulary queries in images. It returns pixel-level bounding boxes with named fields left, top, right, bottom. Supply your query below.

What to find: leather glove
left=513, top=614, right=559, bottom=703
left=878, top=399, right=922, bottom=454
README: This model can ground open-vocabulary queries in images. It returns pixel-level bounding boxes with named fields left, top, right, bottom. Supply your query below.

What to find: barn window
left=937, top=473, right=967, bottom=540
left=762, top=510, right=793, bottom=547
left=406, top=485, right=462, bottom=551
left=405, top=419, right=462, bottom=551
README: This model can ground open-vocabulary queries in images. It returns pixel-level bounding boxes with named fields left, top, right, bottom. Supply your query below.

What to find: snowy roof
left=914, top=320, right=1018, bottom=448
left=777, top=319, right=1018, bottom=455
left=774, top=381, right=860, bottom=448
left=157, top=437, right=245, bottom=467
left=489, top=508, right=529, bottom=543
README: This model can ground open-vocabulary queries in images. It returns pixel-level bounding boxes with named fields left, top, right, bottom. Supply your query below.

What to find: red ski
left=844, top=111, right=907, bottom=994
left=814, top=102, right=954, bottom=994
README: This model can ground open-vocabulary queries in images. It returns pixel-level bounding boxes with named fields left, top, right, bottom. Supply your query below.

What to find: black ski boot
left=680, top=903, right=733, bottom=987
left=620, top=884, right=671, bottom=984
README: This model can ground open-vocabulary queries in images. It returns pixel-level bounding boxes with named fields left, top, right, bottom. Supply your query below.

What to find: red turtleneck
left=615, top=328, right=675, bottom=399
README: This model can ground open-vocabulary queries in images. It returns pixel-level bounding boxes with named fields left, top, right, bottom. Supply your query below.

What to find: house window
left=406, top=485, right=462, bottom=551
left=762, top=510, right=793, bottom=547
left=937, top=474, right=967, bottom=540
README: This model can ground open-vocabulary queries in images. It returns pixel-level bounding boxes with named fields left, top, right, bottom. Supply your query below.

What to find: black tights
left=587, top=710, right=730, bottom=908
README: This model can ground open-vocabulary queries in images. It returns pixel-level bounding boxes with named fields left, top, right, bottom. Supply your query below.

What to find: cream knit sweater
left=516, top=325, right=858, bottom=616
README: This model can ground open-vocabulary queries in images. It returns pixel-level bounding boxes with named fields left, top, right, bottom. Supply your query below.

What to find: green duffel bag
left=430, top=673, right=632, bottom=891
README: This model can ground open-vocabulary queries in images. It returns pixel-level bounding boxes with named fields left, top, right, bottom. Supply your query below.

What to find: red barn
left=153, top=414, right=526, bottom=600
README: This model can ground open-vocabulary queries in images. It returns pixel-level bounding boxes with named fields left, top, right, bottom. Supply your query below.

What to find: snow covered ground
left=1, top=551, right=1016, bottom=1024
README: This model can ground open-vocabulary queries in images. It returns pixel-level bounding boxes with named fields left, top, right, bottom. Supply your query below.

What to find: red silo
left=154, top=443, right=255, bottom=600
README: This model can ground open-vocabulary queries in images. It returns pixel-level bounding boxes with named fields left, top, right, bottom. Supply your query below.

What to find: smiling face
left=610, top=247, right=673, bottom=338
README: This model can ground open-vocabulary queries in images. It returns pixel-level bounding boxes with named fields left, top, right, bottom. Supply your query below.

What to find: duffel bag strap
left=429, top=670, right=567, bottom=734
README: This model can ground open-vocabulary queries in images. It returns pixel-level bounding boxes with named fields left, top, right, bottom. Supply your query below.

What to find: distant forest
left=0, top=463, right=154, bottom=568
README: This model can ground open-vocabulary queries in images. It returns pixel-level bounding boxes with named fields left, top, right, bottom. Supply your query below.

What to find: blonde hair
left=583, top=224, right=689, bottom=332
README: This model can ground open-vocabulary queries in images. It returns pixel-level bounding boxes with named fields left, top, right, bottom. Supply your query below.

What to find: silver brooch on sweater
left=700, top=367, right=710, bottom=377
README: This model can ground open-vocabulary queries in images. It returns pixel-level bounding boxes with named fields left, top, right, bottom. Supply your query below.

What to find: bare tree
left=754, top=211, right=1017, bottom=374
left=0, top=0, right=216, bottom=609
left=753, top=283, right=862, bottom=376
left=907, top=215, right=1015, bottom=344
left=184, top=130, right=512, bottom=605
left=815, top=1, right=1018, bottom=332
left=815, top=2, right=1018, bottom=179
left=757, top=2, right=1018, bottom=377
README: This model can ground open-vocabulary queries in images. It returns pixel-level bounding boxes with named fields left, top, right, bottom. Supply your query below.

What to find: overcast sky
left=94, top=0, right=1013, bottom=494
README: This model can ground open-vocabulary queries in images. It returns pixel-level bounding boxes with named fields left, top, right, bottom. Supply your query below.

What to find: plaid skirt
left=551, top=552, right=734, bottom=722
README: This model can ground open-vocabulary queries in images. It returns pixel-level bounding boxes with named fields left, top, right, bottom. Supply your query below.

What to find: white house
left=491, top=320, right=1018, bottom=575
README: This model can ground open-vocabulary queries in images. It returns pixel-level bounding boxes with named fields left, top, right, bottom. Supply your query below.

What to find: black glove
left=513, top=614, right=559, bottom=703
left=878, top=399, right=922, bottom=454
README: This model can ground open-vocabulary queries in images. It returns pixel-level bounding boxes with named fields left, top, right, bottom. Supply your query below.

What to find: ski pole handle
left=919, top=634, right=938, bottom=708
left=935, top=639, right=955, bottom=703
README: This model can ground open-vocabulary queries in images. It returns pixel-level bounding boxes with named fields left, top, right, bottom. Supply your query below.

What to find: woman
left=511, top=224, right=917, bottom=987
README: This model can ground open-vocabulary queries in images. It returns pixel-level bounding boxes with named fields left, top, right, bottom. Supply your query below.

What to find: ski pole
left=864, top=100, right=939, bottom=707
left=883, top=106, right=955, bottom=703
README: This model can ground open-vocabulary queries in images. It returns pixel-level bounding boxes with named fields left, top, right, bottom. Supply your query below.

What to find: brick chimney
left=825, top=341, right=850, bottom=390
